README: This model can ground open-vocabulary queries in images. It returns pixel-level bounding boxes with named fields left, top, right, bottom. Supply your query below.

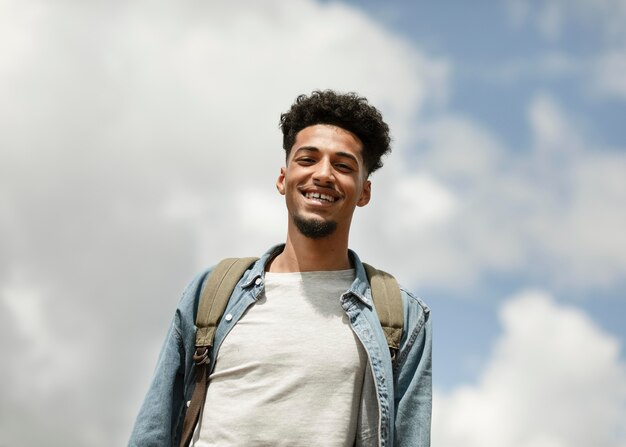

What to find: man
left=129, top=90, right=432, bottom=446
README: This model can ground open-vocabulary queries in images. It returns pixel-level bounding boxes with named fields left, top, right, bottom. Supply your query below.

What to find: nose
left=312, top=158, right=334, bottom=185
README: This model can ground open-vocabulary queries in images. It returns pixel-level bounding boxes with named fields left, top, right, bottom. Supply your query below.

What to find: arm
left=128, top=309, right=187, bottom=447
left=394, top=295, right=432, bottom=447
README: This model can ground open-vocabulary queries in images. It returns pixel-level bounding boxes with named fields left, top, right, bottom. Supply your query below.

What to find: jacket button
left=186, top=400, right=191, bottom=407
left=255, top=277, right=263, bottom=286
left=225, top=314, right=233, bottom=322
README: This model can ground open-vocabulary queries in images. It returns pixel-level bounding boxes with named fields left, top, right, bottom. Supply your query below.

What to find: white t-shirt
left=193, top=269, right=367, bottom=446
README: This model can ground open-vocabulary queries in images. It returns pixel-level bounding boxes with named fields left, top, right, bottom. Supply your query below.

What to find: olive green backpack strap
left=179, top=257, right=258, bottom=447
left=363, top=263, right=404, bottom=365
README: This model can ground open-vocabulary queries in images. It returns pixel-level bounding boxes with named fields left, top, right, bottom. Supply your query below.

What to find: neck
left=269, top=224, right=351, bottom=272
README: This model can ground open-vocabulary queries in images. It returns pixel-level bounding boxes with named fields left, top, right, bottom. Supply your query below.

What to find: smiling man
left=129, top=91, right=432, bottom=447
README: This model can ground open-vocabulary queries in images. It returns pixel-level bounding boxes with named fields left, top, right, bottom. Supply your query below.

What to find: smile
left=304, top=192, right=336, bottom=203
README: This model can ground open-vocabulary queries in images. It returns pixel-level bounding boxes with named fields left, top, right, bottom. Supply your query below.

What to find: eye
left=335, top=163, right=354, bottom=173
left=296, top=157, right=316, bottom=165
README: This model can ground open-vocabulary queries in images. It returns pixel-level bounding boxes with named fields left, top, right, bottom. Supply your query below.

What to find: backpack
left=179, top=257, right=404, bottom=447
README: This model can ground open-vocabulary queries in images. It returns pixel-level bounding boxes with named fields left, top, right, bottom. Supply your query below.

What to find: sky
left=1, top=0, right=625, bottom=446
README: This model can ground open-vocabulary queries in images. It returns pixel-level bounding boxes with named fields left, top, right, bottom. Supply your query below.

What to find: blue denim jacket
left=128, top=245, right=432, bottom=447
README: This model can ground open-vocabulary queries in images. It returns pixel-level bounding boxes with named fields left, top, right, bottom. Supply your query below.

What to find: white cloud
left=352, top=115, right=513, bottom=287
left=0, top=1, right=448, bottom=445
left=384, top=174, right=457, bottom=234
left=353, top=93, right=626, bottom=291
left=536, top=1, right=563, bottom=41
left=2, top=283, right=45, bottom=340
left=528, top=92, right=579, bottom=150
left=474, top=52, right=582, bottom=84
left=593, top=48, right=626, bottom=98
left=503, top=0, right=626, bottom=100
left=505, top=0, right=626, bottom=42
left=433, top=290, right=626, bottom=447
left=524, top=93, right=626, bottom=287
left=0, top=281, right=93, bottom=445
left=1, top=1, right=624, bottom=445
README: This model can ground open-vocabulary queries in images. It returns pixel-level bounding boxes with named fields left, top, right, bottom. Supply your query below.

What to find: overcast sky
left=1, top=0, right=625, bottom=446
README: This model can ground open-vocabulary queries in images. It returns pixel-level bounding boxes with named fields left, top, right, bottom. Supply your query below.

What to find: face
left=276, top=124, right=371, bottom=239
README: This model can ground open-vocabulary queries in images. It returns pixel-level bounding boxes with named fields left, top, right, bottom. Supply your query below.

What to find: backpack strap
left=363, top=263, right=404, bottom=364
left=179, top=257, right=258, bottom=447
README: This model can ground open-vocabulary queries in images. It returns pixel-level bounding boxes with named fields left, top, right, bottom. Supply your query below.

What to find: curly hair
left=279, top=90, right=391, bottom=175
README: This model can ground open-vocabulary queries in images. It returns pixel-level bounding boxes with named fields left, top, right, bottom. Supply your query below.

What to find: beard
left=293, top=214, right=337, bottom=239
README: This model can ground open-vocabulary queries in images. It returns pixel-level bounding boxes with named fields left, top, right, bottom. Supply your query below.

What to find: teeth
left=306, top=192, right=335, bottom=203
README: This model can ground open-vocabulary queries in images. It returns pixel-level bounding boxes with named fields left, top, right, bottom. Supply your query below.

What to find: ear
left=357, top=180, right=371, bottom=207
left=276, top=167, right=286, bottom=195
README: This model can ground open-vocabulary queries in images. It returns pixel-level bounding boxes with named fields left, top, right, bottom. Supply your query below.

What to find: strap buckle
left=193, top=346, right=210, bottom=365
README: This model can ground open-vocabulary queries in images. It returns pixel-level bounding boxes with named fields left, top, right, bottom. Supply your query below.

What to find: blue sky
left=1, top=0, right=625, bottom=445
left=352, top=0, right=626, bottom=149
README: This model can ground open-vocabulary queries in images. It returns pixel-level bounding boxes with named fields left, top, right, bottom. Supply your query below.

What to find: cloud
left=505, top=0, right=626, bottom=42
left=1, top=1, right=624, bottom=445
left=0, top=0, right=448, bottom=445
left=593, top=48, right=626, bottom=99
left=469, top=52, right=582, bottom=84
left=433, top=290, right=626, bottom=447
left=524, top=94, right=626, bottom=287
left=357, top=93, right=626, bottom=291
left=1, top=282, right=98, bottom=445
left=353, top=115, right=512, bottom=287
left=502, top=0, right=626, bottom=100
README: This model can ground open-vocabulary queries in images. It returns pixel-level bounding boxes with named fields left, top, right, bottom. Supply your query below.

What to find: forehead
left=291, top=124, right=363, bottom=160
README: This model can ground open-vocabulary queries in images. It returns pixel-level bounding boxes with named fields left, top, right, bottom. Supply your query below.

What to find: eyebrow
left=294, top=146, right=360, bottom=164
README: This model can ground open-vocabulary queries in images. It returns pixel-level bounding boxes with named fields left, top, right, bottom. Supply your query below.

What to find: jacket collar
left=241, top=244, right=373, bottom=308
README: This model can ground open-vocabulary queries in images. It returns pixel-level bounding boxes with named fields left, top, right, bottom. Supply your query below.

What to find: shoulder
left=396, top=285, right=431, bottom=365
left=175, top=256, right=263, bottom=323
left=399, top=286, right=430, bottom=330
left=173, top=267, right=213, bottom=332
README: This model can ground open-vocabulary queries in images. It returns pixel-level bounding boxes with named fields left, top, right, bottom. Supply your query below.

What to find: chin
left=293, top=215, right=337, bottom=239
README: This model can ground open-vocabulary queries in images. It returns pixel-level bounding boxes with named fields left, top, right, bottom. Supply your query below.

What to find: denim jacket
left=128, top=245, right=432, bottom=447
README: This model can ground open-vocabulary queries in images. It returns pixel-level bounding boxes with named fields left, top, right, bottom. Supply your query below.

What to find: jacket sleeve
left=393, top=294, right=432, bottom=447
left=128, top=308, right=187, bottom=447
